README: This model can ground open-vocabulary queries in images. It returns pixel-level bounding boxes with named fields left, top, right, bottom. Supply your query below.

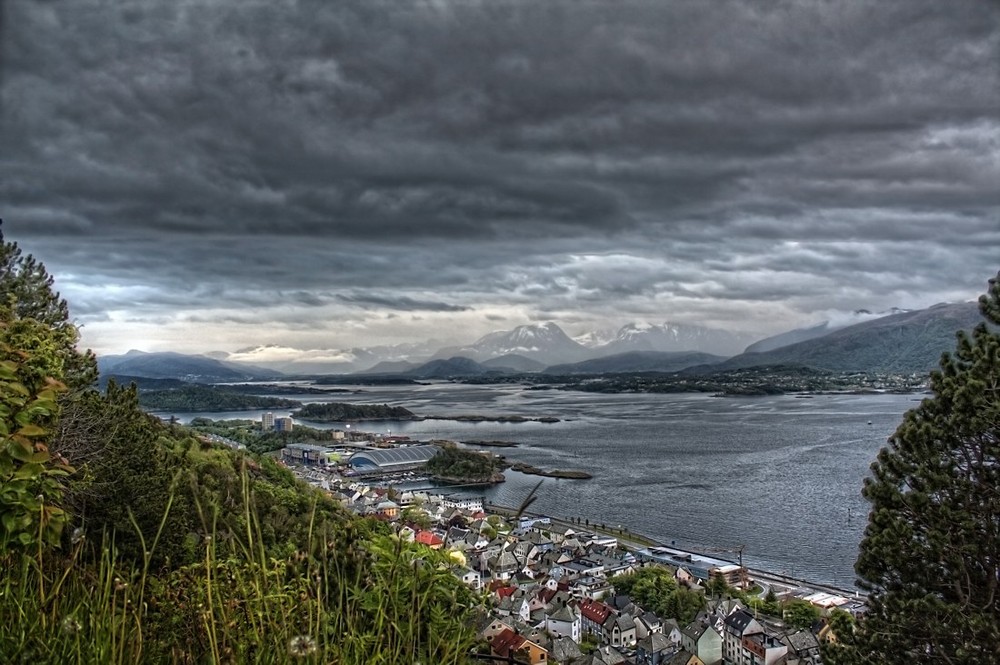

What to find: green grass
left=0, top=459, right=481, bottom=664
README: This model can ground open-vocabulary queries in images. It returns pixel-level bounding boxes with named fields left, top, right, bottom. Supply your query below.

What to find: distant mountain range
left=594, top=322, right=755, bottom=357
left=95, top=302, right=987, bottom=381
left=544, top=351, right=727, bottom=375
left=431, top=322, right=590, bottom=365
left=97, top=350, right=282, bottom=382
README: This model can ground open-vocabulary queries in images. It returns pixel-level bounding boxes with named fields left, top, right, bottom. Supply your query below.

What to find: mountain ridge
left=693, top=302, right=983, bottom=374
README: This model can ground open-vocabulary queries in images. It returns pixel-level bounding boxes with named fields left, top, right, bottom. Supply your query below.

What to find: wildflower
left=70, top=527, right=85, bottom=545
left=288, top=635, right=318, bottom=658
left=61, top=617, right=82, bottom=635
left=114, top=578, right=128, bottom=592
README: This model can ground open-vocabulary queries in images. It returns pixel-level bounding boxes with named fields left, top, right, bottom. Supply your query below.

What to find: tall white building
left=261, top=412, right=275, bottom=430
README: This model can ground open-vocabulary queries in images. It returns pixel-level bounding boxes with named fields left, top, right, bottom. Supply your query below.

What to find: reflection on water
left=171, top=382, right=916, bottom=588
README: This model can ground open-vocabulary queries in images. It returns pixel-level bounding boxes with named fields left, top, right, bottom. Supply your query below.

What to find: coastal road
left=486, top=501, right=865, bottom=603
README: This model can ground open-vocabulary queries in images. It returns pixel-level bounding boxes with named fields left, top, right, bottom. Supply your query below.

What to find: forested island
left=138, top=385, right=302, bottom=411
left=294, top=402, right=418, bottom=422
left=467, top=365, right=928, bottom=396
left=425, top=446, right=505, bottom=484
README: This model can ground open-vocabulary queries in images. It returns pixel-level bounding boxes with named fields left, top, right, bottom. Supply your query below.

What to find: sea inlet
left=178, top=382, right=920, bottom=589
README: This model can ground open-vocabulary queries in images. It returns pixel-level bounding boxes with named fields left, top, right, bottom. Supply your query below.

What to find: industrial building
left=635, top=546, right=748, bottom=587
left=348, top=445, right=438, bottom=473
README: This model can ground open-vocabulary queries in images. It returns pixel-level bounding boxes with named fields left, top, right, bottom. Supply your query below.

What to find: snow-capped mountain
left=573, top=328, right=619, bottom=348
left=595, top=322, right=757, bottom=357
left=218, top=340, right=445, bottom=375
left=434, top=322, right=590, bottom=365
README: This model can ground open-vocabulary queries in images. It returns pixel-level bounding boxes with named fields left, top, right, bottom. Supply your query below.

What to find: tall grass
left=0, top=459, right=480, bottom=664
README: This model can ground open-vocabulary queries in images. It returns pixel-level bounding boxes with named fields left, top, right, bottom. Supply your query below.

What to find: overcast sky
left=2, top=0, right=998, bottom=358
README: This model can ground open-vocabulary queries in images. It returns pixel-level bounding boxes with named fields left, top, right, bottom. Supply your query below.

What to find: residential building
left=739, top=632, right=787, bottom=665
left=543, top=602, right=581, bottom=643
left=636, top=632, right=675, bottom=665
left=681, top=620, right=723, bottom=665
left=721, top=610, right=763, bottom=665
left=453, top=567, right=482, bottom=591
left=490, top=628, right=548, bottom=664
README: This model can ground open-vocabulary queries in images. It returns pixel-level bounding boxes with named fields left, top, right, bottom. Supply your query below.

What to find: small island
left=508, top=461, right=593, bottom=480
left=139, top=385, right=302, bottom=412
left=423, top=414, right=561, bottom=423
left=460, top=439, right=520, bottom=448
left=293, top=402, right=418, bottom=422
left=425, top=446, right=505, bottom=484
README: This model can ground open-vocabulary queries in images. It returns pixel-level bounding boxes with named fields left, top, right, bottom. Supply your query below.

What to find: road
left=485, top=501, right=865, bottom=604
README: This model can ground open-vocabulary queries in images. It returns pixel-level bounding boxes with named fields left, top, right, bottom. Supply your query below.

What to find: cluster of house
left=468, top=521, right=828, bottom=665
left=315, top=478, right=834, bottom=665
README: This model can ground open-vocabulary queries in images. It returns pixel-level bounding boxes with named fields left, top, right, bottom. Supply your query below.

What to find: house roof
left=551, top=636, right=582, bottom=662
left=612, top=614, right=634, bottom=631
left=496, top=550, right=519, bottom=568
left=666, top=649, right=697, bottom=665
left=414, top=530, right=444, bottom=546
left=681, top=620, right=708, bottom=641
left=577, top=598, right=614, bottom=625
left=590, top=645, right=627, bottom=664
left=548, top=603, right=578, bottom=623
left=490, top=628, right=526, bottom=658
left=637, top=631, right=673, bottom=654
left=495, top=585, right=517, bottom=599
left=723, top=609, right=759, bottom=635
left=537, top=588, right=558, bottom=605
left=783, top=629, right=821, bottom=654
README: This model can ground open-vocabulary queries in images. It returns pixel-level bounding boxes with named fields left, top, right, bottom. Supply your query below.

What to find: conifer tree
left=0, top=221, right=97, bottom=390
left=826, top=272, right=1000, bottom=663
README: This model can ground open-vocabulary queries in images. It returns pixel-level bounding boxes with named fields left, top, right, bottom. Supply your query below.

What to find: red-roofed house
left=495, top=584, right=517, bottom=600
left=578, top=598, right=615, bottom=638
left=414, top=530, right=444, bottom=549
left=491, top=628, right=548, bottom=664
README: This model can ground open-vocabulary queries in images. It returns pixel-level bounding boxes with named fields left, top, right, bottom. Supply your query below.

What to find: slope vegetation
left=707, top=302, right=983, bottom=373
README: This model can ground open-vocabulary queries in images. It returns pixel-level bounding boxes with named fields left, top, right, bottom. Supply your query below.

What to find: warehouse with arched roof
left=349, top=445, right=438, bottom=471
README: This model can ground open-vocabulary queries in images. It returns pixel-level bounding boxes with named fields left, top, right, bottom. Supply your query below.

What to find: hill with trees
left=137, top=384, right=302, bottom=412
left=425, top=446, right=505, bottom=484
left=0, top=228, right=478, bottom=663
left=97, top=350, right=282, bottom=382
left=702, top=302, right=983, bottom=374
left=293, top=401, right=417, bottom=422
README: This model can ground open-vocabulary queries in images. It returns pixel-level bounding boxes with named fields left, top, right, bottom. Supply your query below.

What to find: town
left=242, top=413, right=866, bottom=665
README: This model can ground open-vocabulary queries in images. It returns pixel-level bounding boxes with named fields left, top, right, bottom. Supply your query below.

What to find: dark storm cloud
left=1, top=0, right=998, bottom=351
left=337, top=293, right=470, bottom=312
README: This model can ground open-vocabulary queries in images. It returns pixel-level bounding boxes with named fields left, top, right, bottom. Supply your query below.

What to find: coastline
left=485, top=501, right=864, bottom=602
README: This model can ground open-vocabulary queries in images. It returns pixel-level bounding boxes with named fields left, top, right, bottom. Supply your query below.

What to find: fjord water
left=181, top=383, right=919, bottom=589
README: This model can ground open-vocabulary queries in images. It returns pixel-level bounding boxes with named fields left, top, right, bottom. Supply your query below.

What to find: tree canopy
left=826, top=272, right=1000, bottom=664
left=0, top=223, right=97, bottom=391
left=613, top=564, right=705, bottom=624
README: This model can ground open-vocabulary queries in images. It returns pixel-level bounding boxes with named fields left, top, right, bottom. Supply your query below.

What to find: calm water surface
left=175, top=382, right=922, bottom=589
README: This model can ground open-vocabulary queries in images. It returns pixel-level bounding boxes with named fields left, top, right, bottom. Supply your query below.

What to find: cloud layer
left=3, top=0, right=998, bottom=355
